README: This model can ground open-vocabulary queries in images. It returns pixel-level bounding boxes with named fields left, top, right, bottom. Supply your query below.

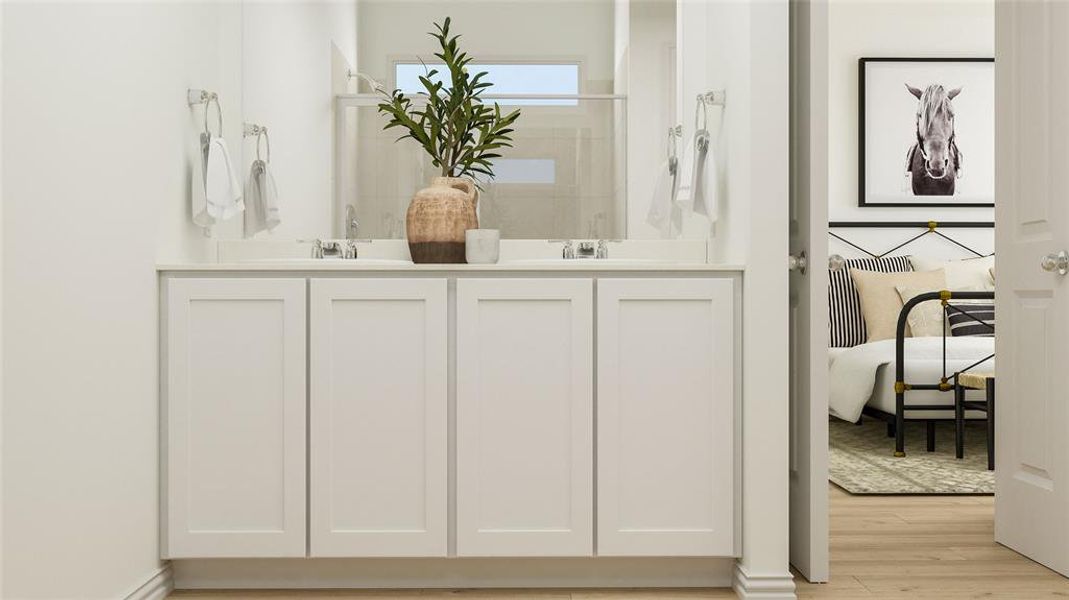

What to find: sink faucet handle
left=550, top=239, right=575, bottom=259
left=342, top=239, right=374, bottom=259
left=302, top=238, right=323, bottom=259
left=596, top=239, right=623, bottom=259
left=345, top=204, right=360, bottom=240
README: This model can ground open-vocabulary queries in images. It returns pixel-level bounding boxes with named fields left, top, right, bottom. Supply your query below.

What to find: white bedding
left=829, top=337, right=995, bottom=423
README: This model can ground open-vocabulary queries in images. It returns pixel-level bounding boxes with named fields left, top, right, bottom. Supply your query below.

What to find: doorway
left=785, top=0, right=1069, bottom=591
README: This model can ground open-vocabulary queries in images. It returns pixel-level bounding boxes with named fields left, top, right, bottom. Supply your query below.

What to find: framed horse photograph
left=858, top=57, right=994, bottom=207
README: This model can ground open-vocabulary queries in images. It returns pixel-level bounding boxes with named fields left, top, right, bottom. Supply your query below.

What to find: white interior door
left=994, top=2, right=1069, bottom=577
left=787, top=0, right=829, bottom=583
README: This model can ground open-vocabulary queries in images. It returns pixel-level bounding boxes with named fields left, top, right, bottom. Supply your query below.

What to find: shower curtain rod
left=336, top=92, right=628, bottom=103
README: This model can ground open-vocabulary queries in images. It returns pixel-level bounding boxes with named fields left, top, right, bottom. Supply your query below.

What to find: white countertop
left=156, top=261, right=745, bottom=273
left=159, top=239, right=744, bottom=272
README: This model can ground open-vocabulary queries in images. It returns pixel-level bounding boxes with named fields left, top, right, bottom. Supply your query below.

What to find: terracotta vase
left=406, top=176, right=479, bottom=263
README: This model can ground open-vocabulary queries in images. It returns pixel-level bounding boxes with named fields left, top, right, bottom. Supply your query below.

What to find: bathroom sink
left=239, top=258, right=414, bottom=266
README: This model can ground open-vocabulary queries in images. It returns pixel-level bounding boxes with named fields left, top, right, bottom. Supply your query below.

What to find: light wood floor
left=169, top=485, right=1069, bottom=599
left=794, top=485, right=1069, bottom=599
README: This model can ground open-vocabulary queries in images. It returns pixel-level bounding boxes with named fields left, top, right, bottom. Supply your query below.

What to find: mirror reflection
left=238, top=0, right=695, bottom=241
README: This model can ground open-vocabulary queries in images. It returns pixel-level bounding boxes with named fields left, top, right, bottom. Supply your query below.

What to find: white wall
left=734, top=0, right=793, bottom=594
left=357, top=0, right=615, bottom=92
left=701, top=0, right=752, bottom=263
left=1, top=2, right=239, bottom=597
left=0, top=2, right=5, bottom=594
left=826, top=0, right=995, bottom=259
left=625, top=0, right=676, bottom=240
left=240, top=1, right=358, bottom=242
left=626, top=0, right=745, bottom=248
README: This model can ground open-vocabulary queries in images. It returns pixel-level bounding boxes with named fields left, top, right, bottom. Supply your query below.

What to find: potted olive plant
left=377, top=18, right=521, bottom=263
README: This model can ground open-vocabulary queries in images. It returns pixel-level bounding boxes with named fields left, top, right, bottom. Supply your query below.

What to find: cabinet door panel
left=597, top=278, right=735, bottom=556
left=164, top=278, right=307, bottom=558
left=456, top=279, right=594, bottom=557
left=310, top=279, right=448, bottom=557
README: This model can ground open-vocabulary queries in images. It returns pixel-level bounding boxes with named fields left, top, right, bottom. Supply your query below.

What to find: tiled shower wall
left=347, top=99, right=626, bottom=240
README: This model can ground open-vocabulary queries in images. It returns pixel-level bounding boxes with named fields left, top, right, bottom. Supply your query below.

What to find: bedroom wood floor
left=168, top=485, right=1069, bottom=600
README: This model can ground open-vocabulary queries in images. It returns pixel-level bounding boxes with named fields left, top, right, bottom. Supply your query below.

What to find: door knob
left=1040, top=250, right=1069, bottom=275
left=788, top=250, right=808, bottom=274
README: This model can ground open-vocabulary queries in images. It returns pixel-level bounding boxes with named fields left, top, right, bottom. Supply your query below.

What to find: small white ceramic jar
left=465, top=229, right=500, bottom=264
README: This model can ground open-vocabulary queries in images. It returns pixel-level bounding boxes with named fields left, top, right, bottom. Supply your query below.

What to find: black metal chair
left=954, top=371, right=995, bottom=471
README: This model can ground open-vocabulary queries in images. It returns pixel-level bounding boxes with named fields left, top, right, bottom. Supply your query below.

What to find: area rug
left=829, top=418, right=994, bottom=495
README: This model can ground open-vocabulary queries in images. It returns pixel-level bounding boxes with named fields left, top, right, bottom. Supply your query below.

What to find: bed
left=829, top=336, right=994, bottom=423
left=826, top=222, right=996, bottom=456
left=829, top=289, right=996, bottom=456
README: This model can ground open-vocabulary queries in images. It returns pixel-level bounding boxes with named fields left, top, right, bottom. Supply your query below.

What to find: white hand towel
left=675, top=134, right=696, bottom=212
left=646, top=157, right=680, bottom=238
left=260, top=161, right=280, bottom=230
left=244, top=159, right=281, bottom=238
left=191, top=132, right=214, bottom=230
left=205, top=135, right=243, bottom=221
left=689, top=130, right=717, bottom=221
left=675, top=129, right=717, bottom=221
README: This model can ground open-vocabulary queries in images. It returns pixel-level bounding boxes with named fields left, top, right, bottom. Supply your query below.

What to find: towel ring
left=694, top=97, right=708, bottom=132
left=204, top=95, right=223, bottom=138
left=243, top=122, right=271, bottom=163
left=256, top=128, right=271, bottom=163
left=666, top=125, right=681, bottom=162
left=666, top=126, right=681, bottom=176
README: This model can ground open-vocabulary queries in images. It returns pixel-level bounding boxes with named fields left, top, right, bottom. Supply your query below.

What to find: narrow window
left=394, top=63, right=580, bottom=106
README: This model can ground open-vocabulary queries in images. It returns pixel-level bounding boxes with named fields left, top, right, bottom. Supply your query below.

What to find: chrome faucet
left=548, top=239, right=622, bottom=260
left=551, top=239, right=576, bottom=259
left=308, top=239, right=370, bottom=259
left=319, top=240, right=342, bottom=258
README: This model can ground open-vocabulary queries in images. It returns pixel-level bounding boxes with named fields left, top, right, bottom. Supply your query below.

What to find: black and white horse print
left=905, top=83, right=963, bottom=196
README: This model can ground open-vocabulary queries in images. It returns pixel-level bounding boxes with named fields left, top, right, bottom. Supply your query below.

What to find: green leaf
left=375, top=17, right=521, bottom=180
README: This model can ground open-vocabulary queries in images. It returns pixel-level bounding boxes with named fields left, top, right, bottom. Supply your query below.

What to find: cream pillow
left=910, top=255, right=995, bottom=291
left=850, top=268, right=947, bottom=342
left=896, top=286, right=948, bottom=337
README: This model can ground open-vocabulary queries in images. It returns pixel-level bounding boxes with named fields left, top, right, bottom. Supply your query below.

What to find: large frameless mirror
left=239, top=0, right=689, bottom=241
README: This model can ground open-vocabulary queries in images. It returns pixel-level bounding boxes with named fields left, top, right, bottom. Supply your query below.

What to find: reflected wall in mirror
left=238, top=1, right=359, bottom=242
left=347, top=0, right=624, bottom=240
left=238, top=0, right=706, bottom=241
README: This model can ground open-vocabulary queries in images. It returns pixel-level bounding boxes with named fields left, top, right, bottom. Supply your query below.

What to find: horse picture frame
left=858, top=57, right=994, bottom=208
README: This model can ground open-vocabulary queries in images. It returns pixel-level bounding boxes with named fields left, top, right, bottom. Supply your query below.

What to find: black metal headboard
left=828, top=221, right=994, bottom=261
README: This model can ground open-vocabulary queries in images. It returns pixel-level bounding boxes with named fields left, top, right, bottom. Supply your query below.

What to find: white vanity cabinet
left=455, top=279, right=594, bottom=556
left=596, top=279, right=736, bottom=556
left=162, top=278, right=307, bottom=558
left=309, top=279, right=448, bottom=557
left=161, top=270, right=736, bottom=565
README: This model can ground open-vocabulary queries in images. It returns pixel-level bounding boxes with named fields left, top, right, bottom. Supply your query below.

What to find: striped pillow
left=946, top=303, right=995, bottom=337
left=829, top=256, right=912, bottom=347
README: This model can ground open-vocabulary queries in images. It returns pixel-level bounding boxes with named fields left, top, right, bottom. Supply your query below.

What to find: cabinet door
left=309, top=278, right=448, bottom=557
left=456, top=278, right=594, bottom=556
left=597, top=278, right=735, bottom=556
left=163, top=278, right=306, bottom=558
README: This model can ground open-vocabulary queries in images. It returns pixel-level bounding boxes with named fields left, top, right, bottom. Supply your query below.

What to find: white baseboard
left=123, top=565, right=174, bottom=600
left=173, top=557, right=735, bottom=590
left=732, top=563, right=796, bottom=600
